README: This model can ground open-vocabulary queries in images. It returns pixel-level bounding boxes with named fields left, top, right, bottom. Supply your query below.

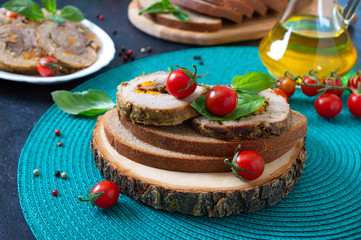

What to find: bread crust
left=119, top=109, right=307, bottom=157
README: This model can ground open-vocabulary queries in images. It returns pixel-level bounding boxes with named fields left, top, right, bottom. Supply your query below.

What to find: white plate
left=0, top=19, right=115, bottom=85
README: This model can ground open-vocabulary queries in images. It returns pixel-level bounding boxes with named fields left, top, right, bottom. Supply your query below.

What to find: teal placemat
left=18, top=46, right=361, bottom=239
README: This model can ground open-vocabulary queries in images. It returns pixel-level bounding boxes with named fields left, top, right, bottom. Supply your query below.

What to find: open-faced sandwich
left=0, top=0, right=101, bottom=76
left=90, top=65, right=307, bottom=217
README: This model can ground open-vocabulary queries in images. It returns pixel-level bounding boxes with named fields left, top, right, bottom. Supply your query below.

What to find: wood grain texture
left=128, top=0, right=280, bottom=46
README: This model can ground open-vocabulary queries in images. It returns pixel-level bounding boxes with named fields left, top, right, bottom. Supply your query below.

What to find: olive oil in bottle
left=259, top=15, right=357, bottom=79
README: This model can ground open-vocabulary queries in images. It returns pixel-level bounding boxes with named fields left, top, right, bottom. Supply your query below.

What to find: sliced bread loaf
left=203, top=0, right=254, bottom=18
left=192, top=89, right=291, bottom=141
left=138, top=0, right=222, bottom=32
left=170, top=0, right=244, bottom=23
left=100, top=109, right=300, bottom=172
left=119, top=109, right=307, bottom=157
left=116, top=71, right=207, bottom=126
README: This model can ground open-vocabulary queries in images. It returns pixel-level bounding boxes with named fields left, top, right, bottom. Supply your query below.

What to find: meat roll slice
left=36, top=21, right=101, bottom=72
left=0, top=24, right=41, bottom=74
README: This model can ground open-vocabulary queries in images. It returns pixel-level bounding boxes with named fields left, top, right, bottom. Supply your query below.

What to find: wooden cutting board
left=128, top=0, right=280, bottom=46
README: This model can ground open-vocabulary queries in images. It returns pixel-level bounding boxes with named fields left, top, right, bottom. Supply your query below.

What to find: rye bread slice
left=116, top=71, right=207, bottom=126
left=202, top=0, right=254, bottom=18
left=243, top=0, right=268, bottom=16
left=36, top=21, right=101, bottom=72
left=100, top=109, right=298, bottom=172
left=119, top=109, right=307, bottom=157
left=138, top=0, right=222, bottom=32
left=192, top=89, right=291, bottom=141
left=0, top=24, right=41, bottom=75
left=170, top=0, right=244, bottom=23
left=261, top=0, right=288, bottom=12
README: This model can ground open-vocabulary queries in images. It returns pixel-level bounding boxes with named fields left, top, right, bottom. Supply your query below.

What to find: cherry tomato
left=273, top=89, right=288, bottom=102
left=324, top=77, right=344, bottom=97
left=5, top=10, right=19, bottom=19
left=286, top=88, right=296, bottom=98
left=314, top=93, right=343, bottom=118
left=301, top=76, right=321, bottom=96
left=206, top=85, right=238, bottom=116
left=347, top=71, right=361, bottom=89
left=235, top=150, right=265, bottom=180
left=166, top=69, right=197, bottom=99
left=37, top=57, right=61, bottom=77
left=79, top=181, right=120, bottom=208
left=280, top=77, right=296, bottom=94
left=347, top=93, right=361, bottom=118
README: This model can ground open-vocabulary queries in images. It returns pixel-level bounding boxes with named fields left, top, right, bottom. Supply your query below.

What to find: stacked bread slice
left=91, top=71, right=307, bottom=217
left=136, top=0, right=288, bottom=32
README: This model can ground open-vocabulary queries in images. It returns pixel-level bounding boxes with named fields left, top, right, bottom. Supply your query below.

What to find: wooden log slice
left=92, top=119, right=307, bottom=217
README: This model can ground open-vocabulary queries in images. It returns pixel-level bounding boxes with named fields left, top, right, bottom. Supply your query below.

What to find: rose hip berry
left=55, top=129, right=60, bottom=136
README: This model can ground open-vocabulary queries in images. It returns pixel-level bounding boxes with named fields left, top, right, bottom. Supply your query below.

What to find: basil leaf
left=48, top=15, right=64, bottom=25
left=232, top=72, right=274, bottom=93
left=172, top=6, right=189, bottom=22
left=51, top=90, right=115, bottom=117
left=190, top=93, right=265, bottom=121
left=139, top=2, right=171, bottom=15
left=59, top=5, right=84, bottom=22
left=161, top=0, right=173, bottom=9
left=3, top=0, right=45, bottom=20
left=42, top=0, right=56, bottom=14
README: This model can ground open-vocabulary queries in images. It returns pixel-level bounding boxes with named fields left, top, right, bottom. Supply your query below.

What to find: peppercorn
left=57, top=142, right=63, bottom=147
left=123, top=55, right=128, bottom=62
left=55, top=171, right=60, bottom=177
left=98, top=14, right=104, bottom=21
left=118, top=52, right=122, bottom=56
left=147, top=46, right=152, bottom=53
left=55, top=129, right=60, bottom=136
left=112, top=29, right=117, bottom=35
left=121, top=46, right=126, bottom=52
left=128, top=49, right=134, bottom=55
left=131, top=56, right=135, bottom=61
left=140, top=47, right=146, bottom=53
left=52, top=190, right=58, bottom=197
left=199, top=61, right=204, bottom=65
left=193, top=56, right=201, bottom=60
left=61, top=172, right=67, bottom=179
left=33, top=169, right=39, bottom=176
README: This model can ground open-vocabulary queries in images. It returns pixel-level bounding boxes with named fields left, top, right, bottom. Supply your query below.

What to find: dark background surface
left=0, top=0, right=359, bottom=239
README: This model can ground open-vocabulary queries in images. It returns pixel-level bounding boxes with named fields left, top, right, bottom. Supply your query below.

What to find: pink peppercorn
left=98, top=14, right=104, bottom=20
left=128, top=49, right=134, bottom=55
left=123, top=55, right=128, bottom=61
left=55, top=129, right=60, bottom=136
left=52, top=190, right=58, bottom=197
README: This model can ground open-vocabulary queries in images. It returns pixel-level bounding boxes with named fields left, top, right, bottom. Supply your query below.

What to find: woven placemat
left=18, top=46, right=361, bottom=239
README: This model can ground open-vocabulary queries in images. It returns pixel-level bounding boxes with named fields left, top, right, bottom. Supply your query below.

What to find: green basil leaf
left=48, top=15, right=64, bottom=25
left=161, top=0, right=173, bottom=9
left=59, top=5, right=84, bottom=22
left=232, top=72, right=275, bottom=93
left=42, top=0, right=56, bottom=14
left=172, top=6, right=189, bottom=22
left=51, top=90, right=115, bottom=116
left=139, top=2, right=171, bottom=15
left=3, top=0, right=45, bottom=20
left=190, top=92, right=265, bottom=121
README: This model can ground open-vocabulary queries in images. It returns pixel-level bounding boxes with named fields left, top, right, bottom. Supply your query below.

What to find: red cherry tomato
left=324, top=77, right=344, bottom=97
left=286, top=88, right=296, bottom=98
left=347, top=93, right=361, bottom=118
left=5, top=10, right=19, bottom=19
left=280, top=77, right=296, bottom=94
left=301, top=76, right=321, bottom=96
left=206, top=85, right=238, bottom=116
left=235, top=150, right=265, bottom=180
left=273, top=89, right=288, bottom=102
left=347, top=72, right=361, bottom=89
left=314, top=93, right=343, bottom=118
left=166, top=69, right=197, bottom=99
left=79, top=181, right=120, bottom=208
left=37, top=57, right=60, bottom=77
